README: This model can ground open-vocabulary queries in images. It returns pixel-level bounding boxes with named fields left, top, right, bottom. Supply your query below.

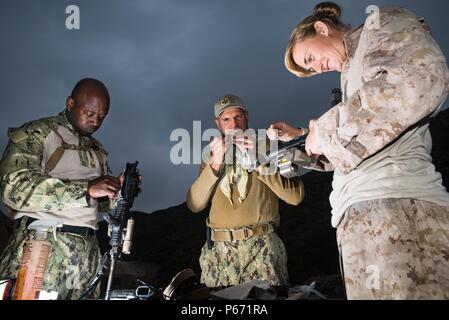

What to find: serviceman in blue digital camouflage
left=268, top=2, right=449, bottom=299
left=0, top=78, right=122, bottom=299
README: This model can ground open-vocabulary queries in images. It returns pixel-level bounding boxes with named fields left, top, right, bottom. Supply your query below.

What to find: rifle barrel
left=268, top=134, right=307, bottom=160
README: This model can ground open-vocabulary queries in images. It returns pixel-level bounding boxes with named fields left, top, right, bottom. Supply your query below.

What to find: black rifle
left=107, top=161, right=139, bottom=255
left=79, top=161, right=140, bottom=300
left=268, top=134, right=307, bottom=161
left=268, top=88, right=342, bottom=178
left=104, top=161, right=139, bottom=300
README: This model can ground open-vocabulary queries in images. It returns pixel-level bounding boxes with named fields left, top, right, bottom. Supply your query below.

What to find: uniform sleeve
left=97, top=191, right=120, bottom=213
left=303, top=155, right=335, bottom=172
left=186, top=161, right=219, bottom=213
left=315, top=11, right=449, bottom=173
left=257, top=167, right=305, bottom=205
left=0, top=123, right=89, bottom=212
left=97, top=161, right=120, bottom=213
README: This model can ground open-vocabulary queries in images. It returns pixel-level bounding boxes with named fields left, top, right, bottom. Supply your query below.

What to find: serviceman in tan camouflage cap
left=187, top=94, right=304, bottom=288
left=0, top=78, right=125, bottom=299
left=268, top=2, right=449, bottom=299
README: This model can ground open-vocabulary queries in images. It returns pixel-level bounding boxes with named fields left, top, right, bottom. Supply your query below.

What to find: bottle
left=12, top=220, right=60, bottom=300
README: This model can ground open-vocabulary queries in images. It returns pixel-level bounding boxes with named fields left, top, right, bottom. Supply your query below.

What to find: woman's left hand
left=267, top=122, right=303, bottom=142
left=305, top=119, right=324, bottom=156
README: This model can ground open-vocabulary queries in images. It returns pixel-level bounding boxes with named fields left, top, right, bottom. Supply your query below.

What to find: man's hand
left=305, top=119, right=323, bottom=156
left=118, top=171, right=143, bottom=197
left=87, top=175, right=121, bottom=199
left=209, top=136, right=228, bottom=175
left=232, top=135, right=255, bottom=152
left=267, top=122, right=303, bottom=142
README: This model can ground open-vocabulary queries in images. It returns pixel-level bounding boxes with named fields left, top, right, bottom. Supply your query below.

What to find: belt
left=210, top=223, right=274, bottom=242
left=17, top=217, right=95, bottom=237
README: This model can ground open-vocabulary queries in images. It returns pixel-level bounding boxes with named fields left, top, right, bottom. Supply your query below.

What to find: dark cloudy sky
left=1, top=0, right=448, bottom=213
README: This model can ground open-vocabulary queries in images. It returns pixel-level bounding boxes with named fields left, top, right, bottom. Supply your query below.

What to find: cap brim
left=216, top=106, right=248, bottom=117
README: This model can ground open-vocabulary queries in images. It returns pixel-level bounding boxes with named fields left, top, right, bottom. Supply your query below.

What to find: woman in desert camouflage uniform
left=269, top=2, right=449, bottom=299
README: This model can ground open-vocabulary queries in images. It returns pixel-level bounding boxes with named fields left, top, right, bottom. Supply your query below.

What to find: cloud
left=1, top=0, right=448, bottom=213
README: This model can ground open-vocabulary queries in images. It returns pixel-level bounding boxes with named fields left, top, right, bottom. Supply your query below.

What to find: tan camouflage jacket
left=0, top=111, right=114, bottom=217
left=312, top=7, right=449, bottom=174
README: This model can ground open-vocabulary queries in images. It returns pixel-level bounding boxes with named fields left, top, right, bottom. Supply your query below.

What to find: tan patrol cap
left=214, top=94, right=248, bottom=117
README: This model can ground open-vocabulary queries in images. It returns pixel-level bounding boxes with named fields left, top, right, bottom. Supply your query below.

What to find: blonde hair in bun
left=285, top=2, right=349, bottom=77
left=313, top=2, right=342, bottom=19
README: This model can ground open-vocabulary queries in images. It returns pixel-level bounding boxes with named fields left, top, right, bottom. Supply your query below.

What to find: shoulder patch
left=7, top=117, right=56, bottom=146
left=7, top=127, right=28, bottom=144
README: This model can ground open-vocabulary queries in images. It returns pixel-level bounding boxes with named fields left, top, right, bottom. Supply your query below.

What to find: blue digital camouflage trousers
left=337, top=198, right=449, bottom=299
left=0, top=217, right=101, bottom=300
left=199, top=231, right=289, bottom=288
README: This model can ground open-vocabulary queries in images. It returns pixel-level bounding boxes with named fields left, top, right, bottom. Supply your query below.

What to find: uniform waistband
left=15, top=216, right=95, bottom=237
left=209, top=223, right=275, bottom=242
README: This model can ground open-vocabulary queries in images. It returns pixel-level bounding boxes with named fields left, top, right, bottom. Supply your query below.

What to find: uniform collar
left=54, top=110, right=105, bottom=153
left=343, top=24, right=363, bottom=60
left=56, top=110, right=78, bottom=136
